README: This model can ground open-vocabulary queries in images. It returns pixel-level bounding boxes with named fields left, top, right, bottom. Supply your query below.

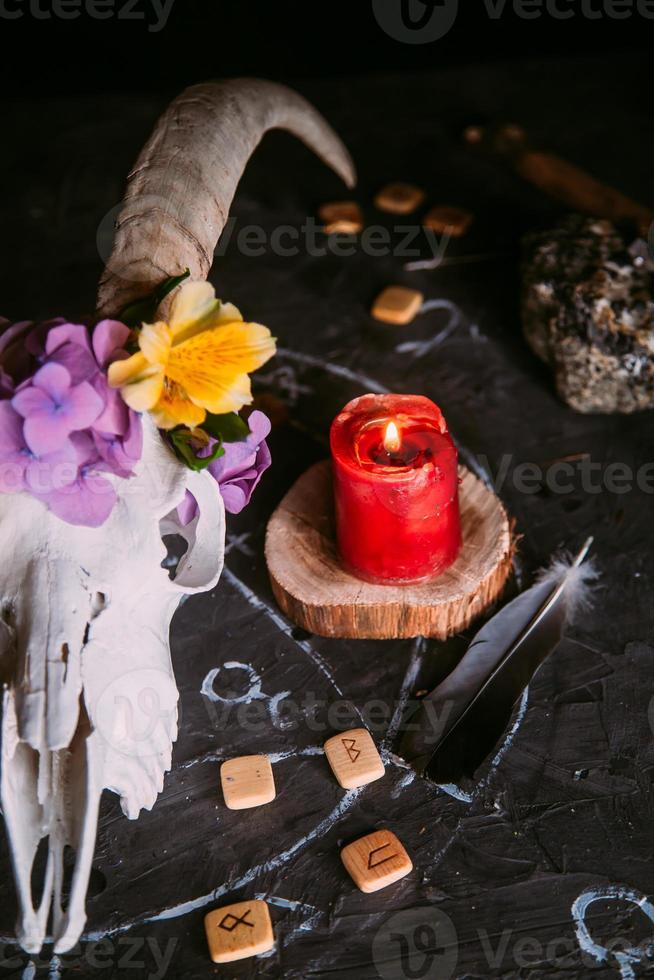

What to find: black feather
left=400, top=538, right=596, bottom=784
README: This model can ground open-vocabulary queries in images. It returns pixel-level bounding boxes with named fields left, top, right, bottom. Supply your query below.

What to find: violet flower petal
left=0, top=315, right=141, bottom=527
left=208, top=446, right=258, bottom=484
left=92, top=319, right=132, bottom=368
left=245, top=410, right=272, bottom=443
left=93, top=384, right=129, bottom=436
left=0, top=402, right=27, bottom=455
left=177, top=410, right=272, bottom=524
left=46, top=325, right=97, bottom=384
left=219, top=453, right=270, bottom=514
left=11, top=386, right=52, bottom=417
left=207, top=410, right=272, bottom=483
left=69, top=430, right=101, bottom=467
left=24, top=442, right=79, bottom=494
left=65, top=381, right=105, bottom=429
left=24, top=412, right=73, bottom=455
left=47, top=343, right=98, bottom=385
left=0, top=456, right=27, bottom=494
left=176, top=490, right=199, bottom=526
left=45, top=323, right=92, bottom=356
left=122, top=411, right=143, bottom=461
left=92, top=433, right=133, bottom=478
left=33, top=362, right=71, bottom=402
left=218, top=482, right=249, bottom=514
left=40, top=473, right=117, bottom=528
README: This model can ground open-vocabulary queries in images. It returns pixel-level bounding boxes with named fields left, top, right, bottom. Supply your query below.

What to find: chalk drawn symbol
left=395, top=300, right=461, bottom=359
left=342, top=738, right=361, bottom=763
left=572, top=885, right=654, bottom=980
left=219, top=910, right=255, bottom=932
left=368, top=843, right=398, bottom=870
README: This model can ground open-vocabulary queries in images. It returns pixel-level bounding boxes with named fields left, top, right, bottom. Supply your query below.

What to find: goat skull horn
left=2, top=77, right=355, bottom=954
left=97, top=77, right=356, bottom=316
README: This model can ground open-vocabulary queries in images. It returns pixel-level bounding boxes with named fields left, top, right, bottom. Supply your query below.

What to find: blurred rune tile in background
left=375, top=182, right=425, bottom=214
left=423, top=205, right=474, bottom=236
left=372, top=286, right=424, bottom=325
left=319, top=200, right=364, bottom=234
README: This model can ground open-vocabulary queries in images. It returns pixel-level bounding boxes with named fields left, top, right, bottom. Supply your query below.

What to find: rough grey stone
left=522, top=215, right=654, bottom=413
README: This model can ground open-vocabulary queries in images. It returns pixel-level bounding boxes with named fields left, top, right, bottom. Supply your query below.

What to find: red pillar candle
left=330, top=394, right=461, bottom=584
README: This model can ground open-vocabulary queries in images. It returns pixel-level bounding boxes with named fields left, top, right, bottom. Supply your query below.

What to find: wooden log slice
left=265, top=460, right=513, bottom=640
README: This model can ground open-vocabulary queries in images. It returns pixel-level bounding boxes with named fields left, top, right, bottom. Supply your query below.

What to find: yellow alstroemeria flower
left=107, top=281, right=276, bottom=430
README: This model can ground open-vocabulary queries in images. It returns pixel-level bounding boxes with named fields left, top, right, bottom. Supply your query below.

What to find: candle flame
left=383, top=420, right=401, bottom=453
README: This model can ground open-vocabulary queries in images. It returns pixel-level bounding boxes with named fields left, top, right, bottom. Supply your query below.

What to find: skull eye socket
left=161, top=533, right=189, bottom=580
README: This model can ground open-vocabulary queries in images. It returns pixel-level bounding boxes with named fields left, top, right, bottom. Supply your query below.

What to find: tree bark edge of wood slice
left=265, top=460, right=514, bottom=640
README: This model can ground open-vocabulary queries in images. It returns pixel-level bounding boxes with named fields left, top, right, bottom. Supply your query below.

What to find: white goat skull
left=1, top=78, right=354, bottom=954
left=0, top=418, right=225, bottom=952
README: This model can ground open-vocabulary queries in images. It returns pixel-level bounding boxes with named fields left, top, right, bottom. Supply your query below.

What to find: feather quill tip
left=535, top=537, right=600, bottom=623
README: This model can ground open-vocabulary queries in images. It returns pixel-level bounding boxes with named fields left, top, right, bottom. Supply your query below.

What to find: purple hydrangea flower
left=0, top=317, right=142, bottom=527
left=0, top=401, right=78, bottom=495
left=12, top=362, right=104, bottom=455
left=208, top=410, right=272, bottom=513
left=177, top=410, right=272, bottom=524
left=40, top=431, right=118, bottom=528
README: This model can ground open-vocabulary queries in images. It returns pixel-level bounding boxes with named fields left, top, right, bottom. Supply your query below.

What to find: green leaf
left=202, top=412, right=250, bottom=443
left=169, top=428, right=225, bottom=471
left=153, top=269, right=192, bottom=306
left=118, top=269, right=192, bottom=329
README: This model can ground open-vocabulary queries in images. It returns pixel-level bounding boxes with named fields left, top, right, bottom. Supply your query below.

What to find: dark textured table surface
left=1, top=52, right=653, bottom=979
